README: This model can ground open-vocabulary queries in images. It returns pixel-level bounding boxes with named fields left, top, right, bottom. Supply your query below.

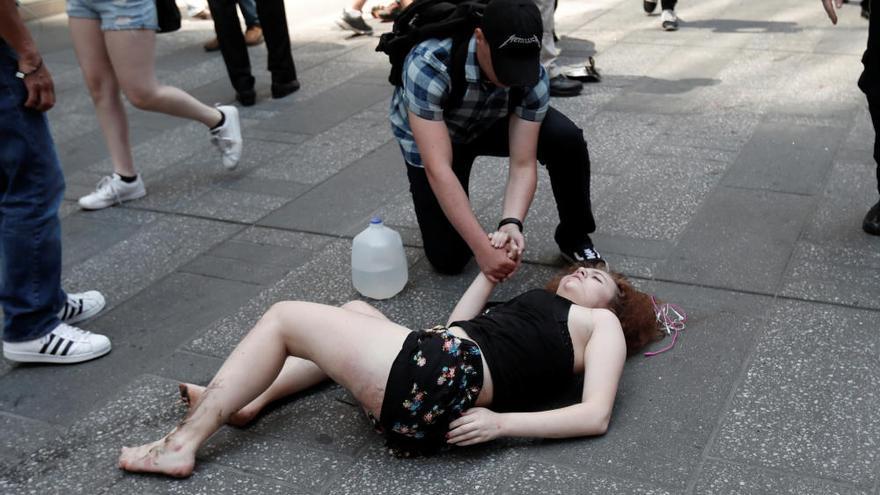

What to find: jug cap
left=370, top=216, right=383, bottom=225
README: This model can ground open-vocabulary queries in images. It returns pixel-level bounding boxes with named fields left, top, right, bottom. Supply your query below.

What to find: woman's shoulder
left=567, top=306, right=621, bottom=333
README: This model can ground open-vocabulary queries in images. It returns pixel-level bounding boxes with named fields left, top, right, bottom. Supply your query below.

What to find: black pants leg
left=207, top=0, right=254, bottom=93
left=406, top=151, right=477, bottom=274
left=255, top=0, right=297, bottom=84
left=206, top=0, right=297, bottom=93
left=660, top=0, right=677, bottom=10
left=467, top=108, right=596, bottom=247
left=860, top=0, right=880, bottom=195
left=405, top=106, right=596, bottom=273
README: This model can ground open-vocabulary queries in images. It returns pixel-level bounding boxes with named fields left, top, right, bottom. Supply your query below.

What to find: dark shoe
left=549, top=75, right=583, bottom=97
left=271, top=79, right=301, bottom=99
left=236, top=88, right=256, bottom=106
left=563, top=57, right=602, bottom=83
left=560, top=240, right=604, bottom=266
left=204, top=37, right=220, bottom=52
left=643, top=0, right=657, bottom=13
left=863, top=200, right=880, bottom=235
left=336, top=9, right=374, bottom=35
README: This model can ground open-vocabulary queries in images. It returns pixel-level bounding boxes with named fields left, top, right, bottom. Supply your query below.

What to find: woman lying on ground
left=118, top=257, right=665, bottom=477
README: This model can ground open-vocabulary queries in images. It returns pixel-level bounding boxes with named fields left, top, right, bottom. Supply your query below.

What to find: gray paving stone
left=532, top=281, right=772, bottom=490
left=692, top=459, right=870, bottom=495
left=257, top=79, right=391, bottom=135
left=197, top=428, right=351, bottom=491
left=61, top=208, right=159, bottom=271
left=710, top=300, right=880, bottom=488
left=251, top=111, right=396, bottom=185
left=186, top=239, right=358, bottom=358
left=721, top=120, right=845, bottom=195
left=0, top=412, right=61, bottom=459
left=657, top=187, right=815, bottom=294
left=780, top=241, right=880, bottom=310
left=0, top=272, right=260, bottom=425
left=258, top=141, right=408, bottom=235
left=501, top=460, right=676, bottom=495
left=327, top=442, right=523, bottom=494
left=107, top=462, right=307, bottom=495
left=61, top=215, right=240, bottom=307
left=802, top=160, right=880, bottom=250
left=243, top=385, right=374, bottom=456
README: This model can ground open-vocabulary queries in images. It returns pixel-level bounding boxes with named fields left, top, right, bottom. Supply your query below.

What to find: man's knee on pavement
left=425, top=248, right=470, bottom=275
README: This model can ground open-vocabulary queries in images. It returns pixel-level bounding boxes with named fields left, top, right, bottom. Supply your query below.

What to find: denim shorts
left=67, top=0, right=159, bottom=31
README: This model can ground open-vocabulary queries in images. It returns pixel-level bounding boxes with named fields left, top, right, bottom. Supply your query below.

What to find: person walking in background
left=0, top=0, right=112, bottom=363
left=534, top=0, right=583, bottom=97
left=336, top=0, right=374, bottom=35
left=67, top=0, right=243, bottom=211
left=823, top=0, right=880, bottom=234
left=203, top=0, right=263, bottom=52
left=207, top=0, right=299, bottom=105
left=643, top=0, right=679, bottom=31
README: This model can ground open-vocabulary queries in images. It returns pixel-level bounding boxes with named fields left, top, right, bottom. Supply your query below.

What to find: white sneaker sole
left=78, top=188, right=147, bottom=211
left=3, top=345, right=111, bottom=364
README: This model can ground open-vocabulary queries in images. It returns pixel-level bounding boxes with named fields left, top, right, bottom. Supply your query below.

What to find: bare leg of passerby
left=69, top=18, right=137, bottom=178
left=104, top=30, right=221, bottom=127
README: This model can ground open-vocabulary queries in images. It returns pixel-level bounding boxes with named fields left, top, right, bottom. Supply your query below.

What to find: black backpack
left=376, top=0, right=488, bottom=108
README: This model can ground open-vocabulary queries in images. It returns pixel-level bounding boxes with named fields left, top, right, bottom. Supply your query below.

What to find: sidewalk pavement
left=2, top=0, right=880, bottom=493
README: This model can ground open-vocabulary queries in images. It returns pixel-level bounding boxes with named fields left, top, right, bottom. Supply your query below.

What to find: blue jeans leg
left=237, top=0, right=260, bottom=27
left=0, top=41, right=66, bottom=343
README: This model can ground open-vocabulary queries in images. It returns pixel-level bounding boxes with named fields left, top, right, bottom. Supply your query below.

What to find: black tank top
left=451, top=289, right=576, bottom=412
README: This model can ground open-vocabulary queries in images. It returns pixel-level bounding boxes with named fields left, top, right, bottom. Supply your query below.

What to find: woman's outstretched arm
left=447, top=273, right=497, bottom=325
left=447, top=308, right=626, bottom=445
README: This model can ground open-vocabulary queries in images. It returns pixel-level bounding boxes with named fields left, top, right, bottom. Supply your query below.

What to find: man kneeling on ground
left=390, top=0, right=602, bottom=282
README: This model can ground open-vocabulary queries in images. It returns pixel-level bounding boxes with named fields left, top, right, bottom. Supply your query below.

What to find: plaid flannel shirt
left=389, top=35, right=550, bottom=167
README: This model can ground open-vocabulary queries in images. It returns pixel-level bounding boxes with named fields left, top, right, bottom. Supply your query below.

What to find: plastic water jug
left=351, top=217, right=408, bottom=299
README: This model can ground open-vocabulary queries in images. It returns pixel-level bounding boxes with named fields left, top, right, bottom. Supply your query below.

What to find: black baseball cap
left=481, top=0, right=543, bottom=87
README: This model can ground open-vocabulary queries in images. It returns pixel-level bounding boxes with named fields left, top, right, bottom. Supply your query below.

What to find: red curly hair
left=546, top=266, right=664, bottom=356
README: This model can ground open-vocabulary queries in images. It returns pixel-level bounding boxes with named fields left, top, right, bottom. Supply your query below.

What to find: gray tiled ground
left=3, top=0, right=880, bottom=492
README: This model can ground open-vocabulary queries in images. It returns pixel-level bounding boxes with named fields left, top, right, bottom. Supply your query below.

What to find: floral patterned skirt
left=375, top=325, right=484, bottom=457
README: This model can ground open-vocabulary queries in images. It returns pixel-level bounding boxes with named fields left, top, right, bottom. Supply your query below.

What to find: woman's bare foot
left=118, top=434, right=196, bottom=478
left=179, top=383, right=259, bottom=427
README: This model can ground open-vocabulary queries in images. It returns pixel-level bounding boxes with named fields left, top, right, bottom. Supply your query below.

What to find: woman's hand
left=446, top=407, right=504, bottom=446
left=487, top=224, right=525, bottom=261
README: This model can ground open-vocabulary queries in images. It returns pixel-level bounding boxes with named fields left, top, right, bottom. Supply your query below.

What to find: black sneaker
left=560, top=242, right=604, bottom=266
left=863, top=200, right=880, bottom=235
left=271, top=80, right=300, bottom=99
left=549, top=75, right=583, bottom=97
left=335, top=9, right=373, bottom=35
left=643, top=0, right=657, bottom=13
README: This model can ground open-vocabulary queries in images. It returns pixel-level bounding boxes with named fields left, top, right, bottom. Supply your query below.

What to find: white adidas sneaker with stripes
left=3, top=323, right=111, bottom=364
left=59, top=291, right=106, bottom=325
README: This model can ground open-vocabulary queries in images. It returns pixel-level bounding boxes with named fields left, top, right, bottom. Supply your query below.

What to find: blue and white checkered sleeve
left=515, top=65, right=550, bottom=122
left=402, top=48, right=450, bottom=122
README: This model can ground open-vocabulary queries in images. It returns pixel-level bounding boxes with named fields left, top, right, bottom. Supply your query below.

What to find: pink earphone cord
left=645, top=295, right=688, bottom=357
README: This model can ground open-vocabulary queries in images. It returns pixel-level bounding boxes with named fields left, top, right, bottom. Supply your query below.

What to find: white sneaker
left=58, top=290, right=106, bottom=325
left=3, top=323, right=111, bottom=364
left=211, top=105, right=242, bottom=170
left=661, top=9, right=679, bottom=30
left=78, top=174, right=146, bottom=210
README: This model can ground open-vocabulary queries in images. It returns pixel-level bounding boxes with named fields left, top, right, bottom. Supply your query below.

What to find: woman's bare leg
left=179, top=300, right=392, bottom=427
left=104, top=30, right=222, bottom=127
left=68, top=18, right=136, bottom=177
left=118, top=301, right=408, bottom=477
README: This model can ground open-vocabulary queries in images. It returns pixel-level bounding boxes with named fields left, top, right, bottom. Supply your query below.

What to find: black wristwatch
left=498, top=217, right=523, bottom=233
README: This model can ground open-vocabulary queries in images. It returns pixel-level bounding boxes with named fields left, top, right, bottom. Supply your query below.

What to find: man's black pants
left=406, top=107, right=596, bottom=274
left=861, top=0, right=880, bottom=195
left=206, top=0, right=297, bottom=93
